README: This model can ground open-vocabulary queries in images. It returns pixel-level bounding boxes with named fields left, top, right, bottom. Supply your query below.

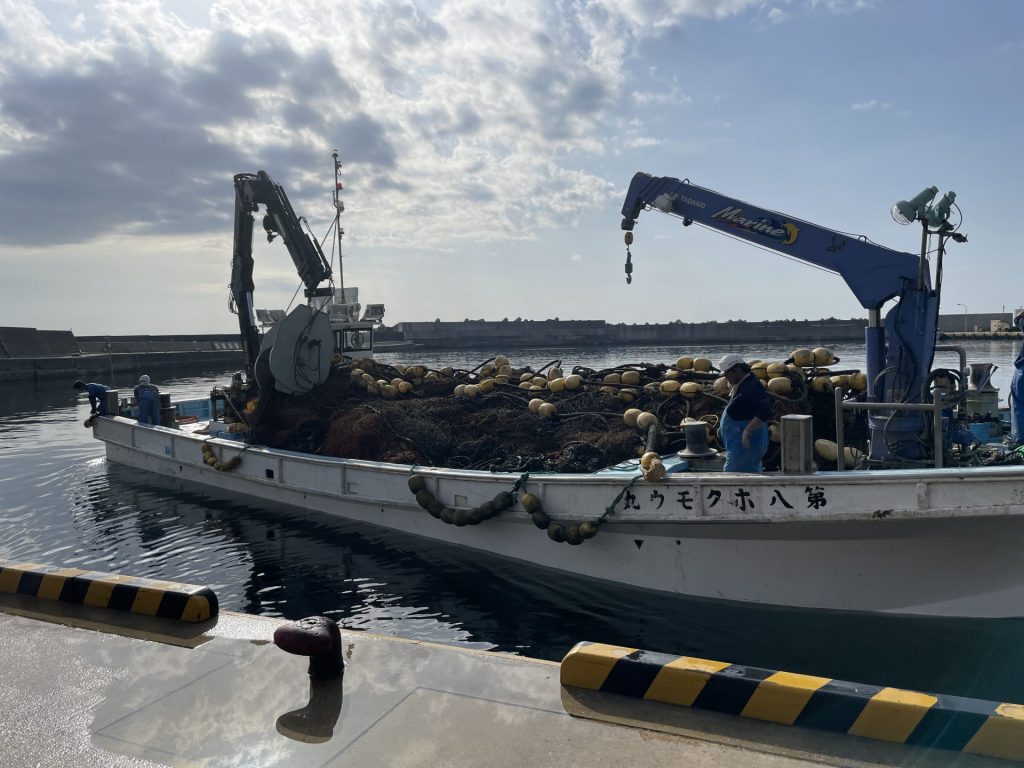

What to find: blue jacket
left=134, top=383, right=160, bottom=401
left=724, top=373, right=772, bottom=424
left=85, top=382, right=108, bottom=402
left=84, top=382, right=109, bottom=413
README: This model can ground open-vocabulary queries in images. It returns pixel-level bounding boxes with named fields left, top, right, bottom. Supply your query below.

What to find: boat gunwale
left=126, top=414, right=1024, bottom=486
left=94, top=416, right=1024, bottom=525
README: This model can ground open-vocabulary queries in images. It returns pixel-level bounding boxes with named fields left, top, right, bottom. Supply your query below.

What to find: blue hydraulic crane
left=619, top=172, right=965, bottom=463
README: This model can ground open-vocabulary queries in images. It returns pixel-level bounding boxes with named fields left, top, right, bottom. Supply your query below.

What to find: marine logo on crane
left=711, top=206, right=800, bottom=245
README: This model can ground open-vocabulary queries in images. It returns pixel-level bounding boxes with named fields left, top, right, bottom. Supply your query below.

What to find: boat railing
left=934, top=344, right=968, bottom=380
left=833, top=389, right=946, bottom=471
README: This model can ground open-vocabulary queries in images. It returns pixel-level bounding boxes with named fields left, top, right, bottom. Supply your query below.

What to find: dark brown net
left=252, top=358, right=856, bottom=472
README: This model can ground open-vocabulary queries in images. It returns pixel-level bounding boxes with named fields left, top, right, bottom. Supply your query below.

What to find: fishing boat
left=91, top=162, right=1024, bottom=620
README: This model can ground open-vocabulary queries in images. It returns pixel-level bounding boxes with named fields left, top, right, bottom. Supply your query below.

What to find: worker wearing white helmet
left=716, top=354, right=772, bottom=472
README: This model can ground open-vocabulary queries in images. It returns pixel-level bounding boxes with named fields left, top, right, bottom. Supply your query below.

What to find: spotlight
left=926, top=191, right=956, bottom=226
left=891, top=186, right=938, bottom=225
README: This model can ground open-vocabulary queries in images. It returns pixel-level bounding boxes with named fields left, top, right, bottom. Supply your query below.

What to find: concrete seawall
left=5, top=312, right=1016, bottom=384
left=394, top=318, right=871, bottom=349
left=0, top=351, right=245, bottom=384
left=0, top=327, right=245, bottom=384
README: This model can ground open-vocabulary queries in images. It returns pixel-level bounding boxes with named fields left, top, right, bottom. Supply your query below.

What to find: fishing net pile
left=251, top=350, right=872, bottom=473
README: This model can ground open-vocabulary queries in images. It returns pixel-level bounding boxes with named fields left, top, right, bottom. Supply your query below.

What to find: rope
left=512, top=472, right=530, bottom=495
left=600, top=474, right=642, bottom=522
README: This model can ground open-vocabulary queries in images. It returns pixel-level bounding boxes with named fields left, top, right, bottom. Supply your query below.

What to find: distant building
left=936, top=311, right=1013, bottom=334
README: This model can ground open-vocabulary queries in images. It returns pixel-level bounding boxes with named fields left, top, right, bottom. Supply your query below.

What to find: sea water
left=1, top=340, right=1022, bottom=704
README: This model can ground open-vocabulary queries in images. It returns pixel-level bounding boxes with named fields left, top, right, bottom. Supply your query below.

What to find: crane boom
left=231, top=171, right=333, bottom=380
left=620, top=172, right=924, bottom=310
left=619, top=171, right=954, bottom=465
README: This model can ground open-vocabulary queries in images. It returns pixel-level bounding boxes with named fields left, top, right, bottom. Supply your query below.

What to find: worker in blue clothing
left=134, top=374, right=161, bottom=426
left=717, top=354, right=772, bottom=472
left=73, top=380, right=110, bottom=415
left=1010, top=310, right=1024, bottom=445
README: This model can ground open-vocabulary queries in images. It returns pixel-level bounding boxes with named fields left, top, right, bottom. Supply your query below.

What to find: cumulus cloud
left=0, top=0, right=788, bottom=251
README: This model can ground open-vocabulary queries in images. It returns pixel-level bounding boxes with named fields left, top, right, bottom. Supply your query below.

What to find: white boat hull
left=94, top=416, right=1024, bottom=619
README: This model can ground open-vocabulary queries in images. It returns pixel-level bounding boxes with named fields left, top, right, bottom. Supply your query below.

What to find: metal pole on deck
left=332, top=150, right=345, bottom=297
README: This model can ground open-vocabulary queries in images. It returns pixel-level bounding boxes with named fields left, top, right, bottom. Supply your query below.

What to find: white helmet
left=139, top=374, right=150, bottom=384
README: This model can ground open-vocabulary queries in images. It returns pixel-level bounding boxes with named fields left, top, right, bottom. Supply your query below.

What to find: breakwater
left=391, top=310, right=1016, bottom=349
left=393, top=318, right=869, bottom=349
left=4, top=310, right=1014, bottom=383
left=0, top=327, right=244, bottom=384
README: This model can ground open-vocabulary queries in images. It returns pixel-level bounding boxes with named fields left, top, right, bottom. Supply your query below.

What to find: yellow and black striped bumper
left=0, top=560, right=218, bottom=623
left=561, top=641, right=1024, bottom=762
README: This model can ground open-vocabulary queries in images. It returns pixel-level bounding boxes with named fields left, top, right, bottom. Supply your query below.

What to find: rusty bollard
left=273, top=616, right=344, bottom=679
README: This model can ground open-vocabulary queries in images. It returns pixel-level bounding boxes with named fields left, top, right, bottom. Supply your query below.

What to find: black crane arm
left=231, top=171, right=333, bottom=379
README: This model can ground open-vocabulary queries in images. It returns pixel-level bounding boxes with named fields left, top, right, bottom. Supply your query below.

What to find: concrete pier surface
left=0, top=595, right=1007, bottom=768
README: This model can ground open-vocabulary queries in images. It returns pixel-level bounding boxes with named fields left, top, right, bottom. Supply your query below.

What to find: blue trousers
left=138, top=398, right=160, bottom=426
left=1011, top=367, right=1024, bottom=444
left=720, top=412, right=768, bottom=472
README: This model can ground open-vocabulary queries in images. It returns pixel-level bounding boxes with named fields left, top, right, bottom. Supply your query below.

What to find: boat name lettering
left=624, top=487, right=822, bottom=513
left=711, top=206, right=800, bottom=245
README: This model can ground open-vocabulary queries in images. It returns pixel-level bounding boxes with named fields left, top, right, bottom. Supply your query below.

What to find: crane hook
left=624, top=247, right=633, bottom=285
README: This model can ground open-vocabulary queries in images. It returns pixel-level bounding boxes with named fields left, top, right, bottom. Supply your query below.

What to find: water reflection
left=276, top=676, right=345, bottom=744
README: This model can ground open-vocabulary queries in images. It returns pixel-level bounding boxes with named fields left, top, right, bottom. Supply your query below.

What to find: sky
left=0, top=0, right=1021, bottom=335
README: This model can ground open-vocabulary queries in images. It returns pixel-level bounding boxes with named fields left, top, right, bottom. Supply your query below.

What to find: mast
left=332, top=150, right=346, bottom=297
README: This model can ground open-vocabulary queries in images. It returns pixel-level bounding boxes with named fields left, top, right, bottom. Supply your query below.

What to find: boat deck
left=0, top=594, right=1008, bottom=767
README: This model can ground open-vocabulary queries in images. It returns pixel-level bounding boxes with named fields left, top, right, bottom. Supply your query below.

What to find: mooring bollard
left=273, top=615, right=344, bottom=679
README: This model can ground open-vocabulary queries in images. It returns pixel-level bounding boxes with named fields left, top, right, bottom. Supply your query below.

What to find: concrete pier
left=0, top=592, right=1009, bottom=767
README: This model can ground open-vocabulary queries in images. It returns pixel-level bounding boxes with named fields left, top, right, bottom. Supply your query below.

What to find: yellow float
left=636, top=412, right=658, bottom=429
left=679, top=381, right=701, bottom=398
left=813, top=347, right=836, bottom=366
left=791, top=348, right=815, bottom=367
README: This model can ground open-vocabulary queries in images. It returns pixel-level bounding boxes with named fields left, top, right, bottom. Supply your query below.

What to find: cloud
left=0, top=15, right=392, bottom=245
left=626, top=136, right=662, bottom=148
left=595, top=0, right=762, bottom=28
left=0, top=0, right=781, bottom=252
left=632, top=87, right=693, bottom=106
left=808, top=0, right=874, bottom=12
left=850, top=99, right=890, bottom=111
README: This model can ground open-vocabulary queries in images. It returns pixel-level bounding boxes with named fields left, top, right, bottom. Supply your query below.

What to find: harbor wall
left=0, top=326, right=79, bottom=358
left=0, top=350, right=246, bottom=384
left=395, top=318, right=870, bottom=348
left=0, top=328, right=244, bottom=383
left=395, top=312, right=1017, bottom=349
left=3, top=311, right=1017, bottom=382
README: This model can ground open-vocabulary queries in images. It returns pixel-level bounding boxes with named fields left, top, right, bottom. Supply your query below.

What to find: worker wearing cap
left=134, top=374, right=161, bottom=426
left=717, top=354, right=772, bottom=472
left=1010, top=311, right=1024, bottom=445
